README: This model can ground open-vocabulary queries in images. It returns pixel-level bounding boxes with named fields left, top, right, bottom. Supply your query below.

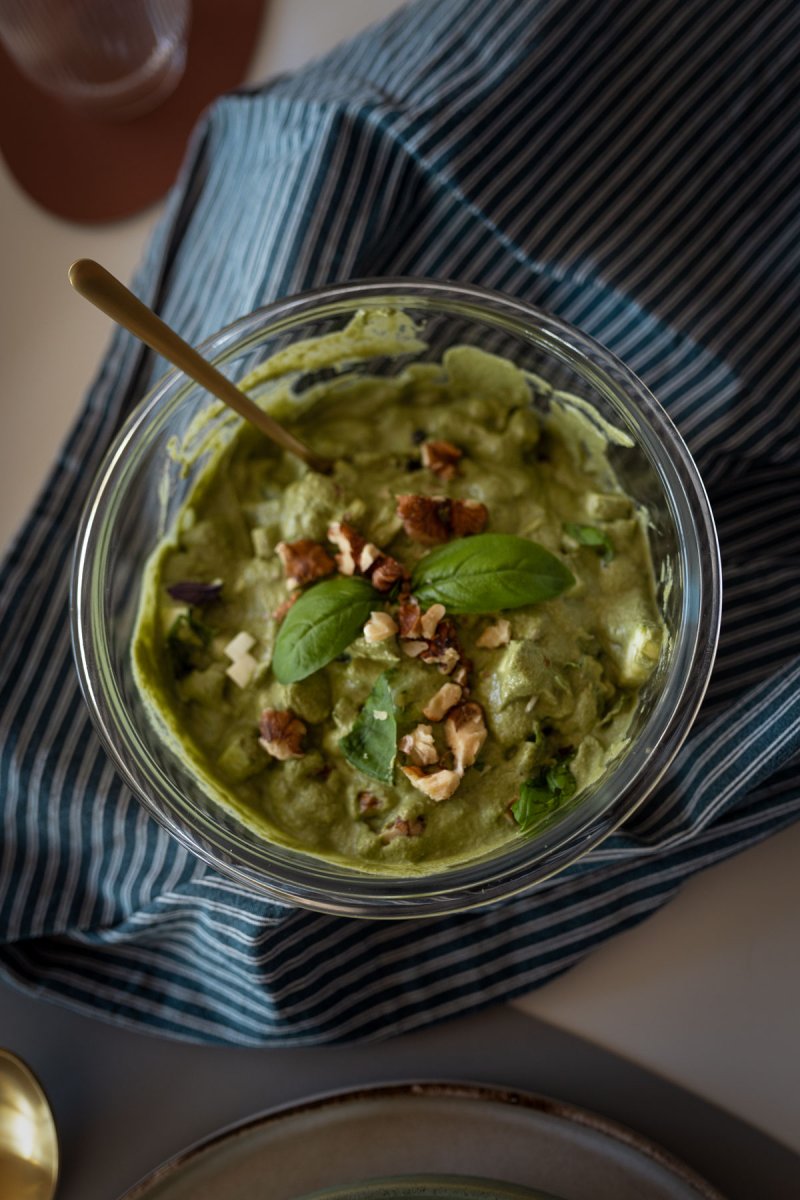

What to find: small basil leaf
left=564, top=522, right=614, bottom=564
left=545, top=761, right=577, bottom=799
left=272, top=576, right=376, bottom=684
left=339, top=671, right=397, bottom=783
left=412, top=533, right=574, bottom=613
left=512, top=762, right=577, bottom=832
left=511, top=784, right=557, bottom=833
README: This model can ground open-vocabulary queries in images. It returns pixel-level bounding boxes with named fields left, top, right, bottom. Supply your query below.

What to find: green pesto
left=132, top=325, right=663, bottom=875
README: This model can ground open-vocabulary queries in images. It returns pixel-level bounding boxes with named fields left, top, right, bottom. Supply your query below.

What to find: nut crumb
left=421, top=439, right=462, bottom=480
left=359, top=542, right=381, bottom=573
left=420, top=602, right=446, bottom=640
left=450, top=498, right=488, bottom=537
left=398, top=723, right=439, bottom=766
left=368, top=554, right=407, bottom=592
left=397, top=598, right=423, bottom=639
left=258, top=709, right=306, bottom=760
left=381, top=814, right=426, bottom=840
left=400, top=765, right=462, bottom=801
left=421, top=617, right=462, bottom=674
left=401, top=639, right=429, bottom=658
left=445, top=702, right=487, bottom=773
left=476, top=618, right=511, bottom=648
left=396, top=494, right=488, bottom=544
left=452, top=660, right=471, bottom=688
left=363, top=611, right=398, bottom=643
left=395, top=494, right=451, bottom=544
left=422, top=681, right=463, bottom=722
left=276, top=539, right=335, bottom=590
left=358, top=791, right=382, bottom=814
left=327, top=521, right=365, bottom=575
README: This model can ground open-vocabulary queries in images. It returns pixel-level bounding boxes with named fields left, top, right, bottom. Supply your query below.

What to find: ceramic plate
left=119, top=1082, right=723, bottom=1200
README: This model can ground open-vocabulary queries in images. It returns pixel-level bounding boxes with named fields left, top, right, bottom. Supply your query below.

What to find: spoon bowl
left=0, top=1049, right=58, bottom=1200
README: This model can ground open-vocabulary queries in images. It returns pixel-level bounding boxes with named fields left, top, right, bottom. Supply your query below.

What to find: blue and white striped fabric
left=2, top=0, right=799, bottom=1044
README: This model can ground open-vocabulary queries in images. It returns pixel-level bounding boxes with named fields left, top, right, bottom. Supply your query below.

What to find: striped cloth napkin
left=1, top=0, right=798, bottom=1045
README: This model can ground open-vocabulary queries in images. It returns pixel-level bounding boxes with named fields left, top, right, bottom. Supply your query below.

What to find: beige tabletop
left=1, top=0, right=798, bottom=1162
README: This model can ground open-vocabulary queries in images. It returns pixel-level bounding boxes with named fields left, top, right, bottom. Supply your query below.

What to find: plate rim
left=117, top=1080, right=724, bottom=1200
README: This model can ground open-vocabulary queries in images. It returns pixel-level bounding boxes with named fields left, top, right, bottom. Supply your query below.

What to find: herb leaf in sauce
left=564, top=522, right=614, bottom=564
left=272, top=576, right=376, bottom=683
left=412, top=533, right=574, bottom=613
left=339, top=671, right=397, bottom=783
left=512, top=762, right=577, bottom=833
left=167, top=611, right=213, bottom=678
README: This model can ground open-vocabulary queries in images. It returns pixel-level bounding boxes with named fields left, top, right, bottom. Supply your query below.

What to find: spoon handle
left=69, top=259, right=331, bottom=474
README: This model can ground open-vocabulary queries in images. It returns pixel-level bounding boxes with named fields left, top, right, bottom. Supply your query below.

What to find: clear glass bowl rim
left=70, top=278, right=722, bottom=918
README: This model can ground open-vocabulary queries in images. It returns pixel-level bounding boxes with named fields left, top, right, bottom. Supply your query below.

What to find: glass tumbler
left=0, top=0, right=191, bottom=119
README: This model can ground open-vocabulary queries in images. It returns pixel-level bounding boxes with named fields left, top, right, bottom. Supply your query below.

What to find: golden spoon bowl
left=0, top=1049, right=58, bottom=1200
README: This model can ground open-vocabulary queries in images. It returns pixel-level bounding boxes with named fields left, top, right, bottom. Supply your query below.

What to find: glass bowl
left=70, top=280, right=721, bottom=917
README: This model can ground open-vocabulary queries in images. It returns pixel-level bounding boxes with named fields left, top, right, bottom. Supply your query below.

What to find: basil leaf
left=564, top=522, right=614, bottom=564
left=339, top=671, right=397, bottom=783
left=412, top=533, right=574, bottom=613
left=545, top=761, right=577, bottom=800
left=512, top=784, right=558, bottom=833
left=512, top=762, right=577, bottom=832
left=272, top=576, right=375, bottom=683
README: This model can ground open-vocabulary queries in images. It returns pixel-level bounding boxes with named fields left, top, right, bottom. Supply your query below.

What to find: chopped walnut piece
left=358, top=791, right=382, bottom=813
left=358, top=542, right=381, bottom=573
left=450, top=498, right=488, bottom=537
left=276, top=539, right=335, bottom=590
left=432, top=647, right=460, bottom=673
left=381, top=814, right=426, bottom=841
left=398, top=723, right=439, bottom=767
left=422, top=681, right=463, bottom=722
left=396, top=494, right=451, bottom=544
left=452, top=661, right=471, bottom=688
left=363, top=611, right=398, bottom=643
left=401, top=639, right=429, bottom=658
left=420, top=602, right=446, bottom=640
left=445, top=702, right=487, bottom=773
left=273, top=593, right=300, bottom=622
left=476, top=618, right=511, bottom=648
left=397, top=597, right=422, bottom=639
left=400, top=765, right=462, bottom=801
left=421, top=439, right=463, bottom=480
left=396, top=493, right=488, bottom=544
left=258, top=709, right=306, bottom=760
left=327, top=521, right=365, bottom=575
left=421, top=616, right=462, bottom=673
left=368, top=554, right=407, bottom=592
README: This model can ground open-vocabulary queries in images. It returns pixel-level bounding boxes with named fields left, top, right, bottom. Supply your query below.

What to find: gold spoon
left=0, top=1049, right=58, bottom=1200
left=69, top=258, right=331, bottom=474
